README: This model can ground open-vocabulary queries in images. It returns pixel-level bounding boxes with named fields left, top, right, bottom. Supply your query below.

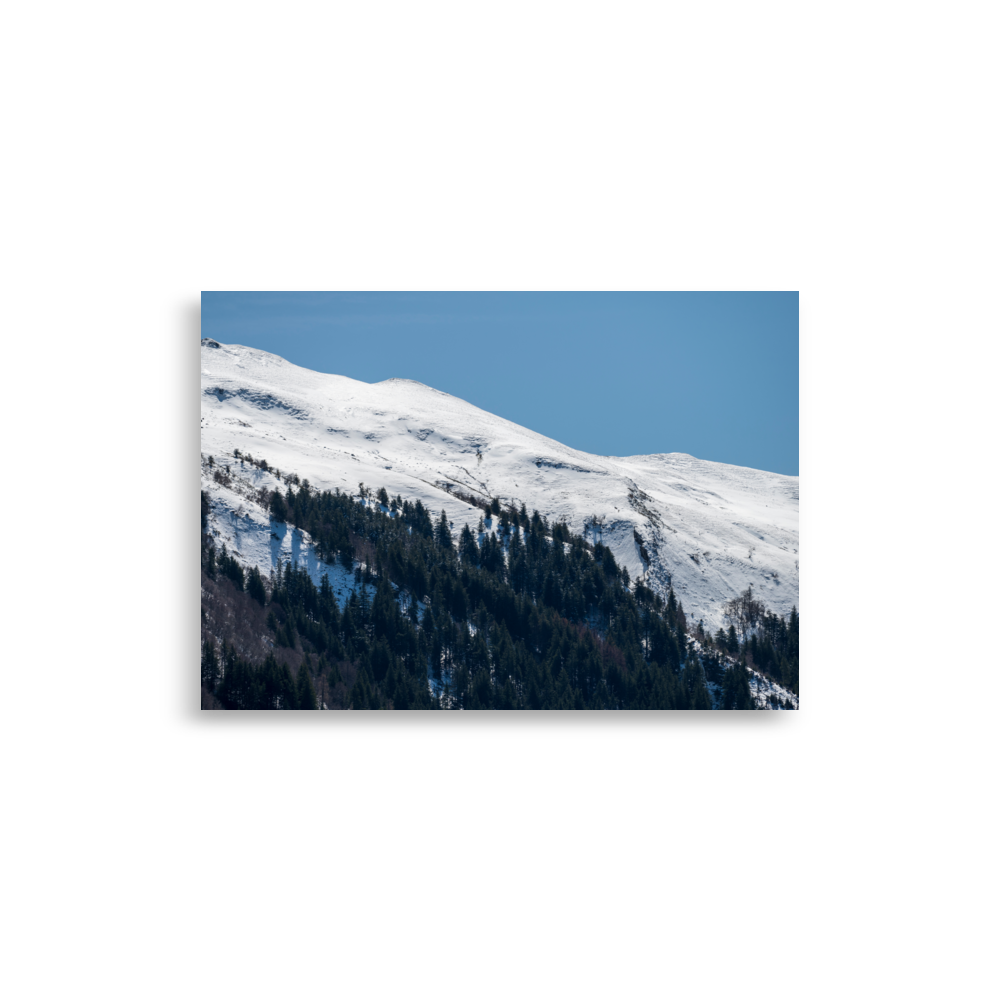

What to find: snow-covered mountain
left=200, top=339, right=798, bottom=631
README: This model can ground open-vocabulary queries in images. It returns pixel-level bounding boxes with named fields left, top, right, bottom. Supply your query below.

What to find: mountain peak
left=200, top=343, right=798, bottom=629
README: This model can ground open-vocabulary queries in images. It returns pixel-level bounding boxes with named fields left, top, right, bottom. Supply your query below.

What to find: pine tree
left=201, top=638, right=219, bottom=691
left=270, top=490, right=287, bottom=521
left=722, top=658, right=753, bottom=710
left=296, top=657, right=317, bottom=709
left=279, top=663, right=297, bottom=709
left=727, top=624, right=739, bottom=655
left=436, top=509, right=453, bottom=550
left=351, top=664, right=374, bottom=709
left=683, top=650, right=712, bottom=709
left=459, top=523, right=478, bottom=565
left=247, top=565, right=267, bottom=605
left=691, top=684, right=712, bottom=712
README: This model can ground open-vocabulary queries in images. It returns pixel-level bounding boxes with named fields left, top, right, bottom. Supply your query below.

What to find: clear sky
left=201, top=292, right=798, bottom=476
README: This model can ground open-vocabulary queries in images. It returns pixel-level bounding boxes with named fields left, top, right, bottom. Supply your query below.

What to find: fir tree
left=270, top=490, right=287, bottom=521
left=436, top=509, right=453, bottom=550
left=279, top=663, right=297, bottom=709
left=201, top=638, right=219, bottom=691
left=459, top=523, right=479, bottom=566
left=296, top=657, right=318, bottom=709
left=247, top=565, right=267, bottom=605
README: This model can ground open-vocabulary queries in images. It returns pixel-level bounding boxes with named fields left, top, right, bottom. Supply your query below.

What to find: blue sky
left=201, top=292, right=798, bottom=476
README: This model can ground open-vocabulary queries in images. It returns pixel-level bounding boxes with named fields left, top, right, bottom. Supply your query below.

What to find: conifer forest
left=201, top=461, right=799, bottom=710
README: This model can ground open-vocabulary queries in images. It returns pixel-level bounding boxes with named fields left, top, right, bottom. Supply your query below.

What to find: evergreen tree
left=353, top=674, right=369, bottom=709
left=459, top=523, right=479, bottom=566
left=683, top=651, right=712, bottom=710
left=247, top=565, right=267, bottom=605
left=279, top=663, right=297, bottom=709
left=296, top=658, right=317, bottom=709
left=436, top=509, right=453, bottom=550
left=270, top=490, right=287, bottom=521
left=201, top=638, right=219, bottom=691
left=722, top=658, right=753, bottom=710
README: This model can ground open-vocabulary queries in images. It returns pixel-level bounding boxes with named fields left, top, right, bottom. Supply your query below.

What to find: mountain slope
left=200, top=339, right=798, bottom=630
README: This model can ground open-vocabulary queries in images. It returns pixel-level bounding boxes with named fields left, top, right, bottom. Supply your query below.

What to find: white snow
left=200, top=339, right=798, bottom=632
left=748, top=668, right=800, bottom=711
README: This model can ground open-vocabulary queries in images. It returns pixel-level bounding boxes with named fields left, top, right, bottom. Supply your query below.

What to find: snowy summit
left=200, top=340, right=798, bottom=631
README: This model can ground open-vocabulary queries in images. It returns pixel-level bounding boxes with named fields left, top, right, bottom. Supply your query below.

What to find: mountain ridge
left=200, top=340, right=798, bottom=631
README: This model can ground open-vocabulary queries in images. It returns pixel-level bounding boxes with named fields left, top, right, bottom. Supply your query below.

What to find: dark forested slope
left=201, top=468, right=798, bottom=710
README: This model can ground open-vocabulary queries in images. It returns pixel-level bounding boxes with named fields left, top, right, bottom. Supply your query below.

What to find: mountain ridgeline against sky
left=200, top=340, right=799, bottom=710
